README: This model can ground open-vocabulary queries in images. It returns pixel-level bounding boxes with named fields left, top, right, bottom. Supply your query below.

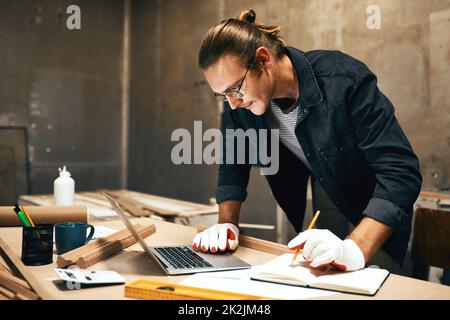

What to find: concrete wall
left=128, top=0, right=279, bottom=241
left=1, top=0, right=449, bottom=243
left=0, top=0, right=125, bottom=194
left=211, top=0, right=450, bottom=191
left=129, top=0, right=219, bottom=204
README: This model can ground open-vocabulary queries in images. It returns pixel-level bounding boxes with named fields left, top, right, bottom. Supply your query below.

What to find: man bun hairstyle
left=198, top=9, right=285, bottom=70
left=238, top=8, right=256, bottom=23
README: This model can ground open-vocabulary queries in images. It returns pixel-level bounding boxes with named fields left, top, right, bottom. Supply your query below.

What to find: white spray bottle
left=53, top=166, right=75, bottom=205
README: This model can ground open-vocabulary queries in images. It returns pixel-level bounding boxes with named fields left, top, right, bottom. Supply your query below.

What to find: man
left=192, top=9, right=422, bottom=271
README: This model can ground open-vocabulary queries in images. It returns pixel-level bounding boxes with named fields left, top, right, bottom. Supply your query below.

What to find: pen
left=291, top=210, right=321, bottom=264
left=14, top=204, right=32, bottom=227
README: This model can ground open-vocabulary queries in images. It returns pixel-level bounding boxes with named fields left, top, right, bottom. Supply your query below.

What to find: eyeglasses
left=214, top=65, right=250, bottom=102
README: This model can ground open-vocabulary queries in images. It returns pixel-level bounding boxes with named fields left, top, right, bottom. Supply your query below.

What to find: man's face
left=203, top=53, right=274, bottom=116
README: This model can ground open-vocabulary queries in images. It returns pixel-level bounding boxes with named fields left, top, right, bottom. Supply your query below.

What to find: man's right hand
left=192, top=223, right=239, bottom=253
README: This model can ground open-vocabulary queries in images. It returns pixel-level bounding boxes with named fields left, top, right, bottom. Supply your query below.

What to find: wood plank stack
left=99, top=189, right=218, bottom=218
left=0, top=261, right=39, bottom=300
left=57, top=224, right=156, bottom=269
left=0, top=238, right=53, bottom=299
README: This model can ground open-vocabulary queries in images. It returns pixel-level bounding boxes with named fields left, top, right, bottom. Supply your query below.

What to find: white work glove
left=192, top=223, right=239, bottom=253
left=288, top=229, right=365, bottom=271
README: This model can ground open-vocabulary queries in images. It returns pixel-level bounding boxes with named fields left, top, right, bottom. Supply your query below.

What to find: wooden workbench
left=19, top=189, right=219, bottom=226
left=0, top=217, right=449, bottom=300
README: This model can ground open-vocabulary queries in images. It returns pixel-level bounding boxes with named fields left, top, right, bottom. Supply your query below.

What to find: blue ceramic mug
left=55, top=222, right=95, bottom=255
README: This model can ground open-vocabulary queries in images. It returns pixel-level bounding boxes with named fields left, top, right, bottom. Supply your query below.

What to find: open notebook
left=250, top=253, right=390, bottom=296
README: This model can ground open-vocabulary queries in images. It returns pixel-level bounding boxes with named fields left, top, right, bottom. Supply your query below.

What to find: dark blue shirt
left=215, top=47, right=422, bottom=265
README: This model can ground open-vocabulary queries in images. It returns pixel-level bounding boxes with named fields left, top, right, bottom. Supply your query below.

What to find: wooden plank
left=420, top=191, right=450, bottom=200
left=0, top=265, right=23, bottom=300
left=103, top=190, right=175, bottom=217
left=0, top=237, right=53, bottom=300
left=120, top=189, right=216, bottom=211
left=20, top=190, right=219, bottom=220
left=412, top=207, right=450, bottom=269
left=239, top=236, right=292, bottom=255
left=196, top=225, right=291, bottom=255
left=125, top=190, right=219, bottom=217
left=438, top=198, right=450, bottom=207
left=77, top=225, right=156, bottom=269
left=59, top=227, right=132, bottom=262
left=57, top=225, right=143, bottom=267
left=0, top=285, right=16, bottom=300
left=105, top=191, right=155, bottom=217
left=111, top=189, right=218, bottom=217
left=0, top=265, right=32, bottom=290
left=57, top=224, right=156, bottom=268
left=57, top=225, right=147, bottom=267
left=0, top=261, right=12, bottom=274
left=0, top=271, right=39, bottom=300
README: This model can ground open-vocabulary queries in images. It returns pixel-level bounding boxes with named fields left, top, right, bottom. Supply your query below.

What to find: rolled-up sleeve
left=348, top=66, right=422, bottom=228
left=215, top=105, right=251, bottom=204
left=216, top=185, right=247, bottom=203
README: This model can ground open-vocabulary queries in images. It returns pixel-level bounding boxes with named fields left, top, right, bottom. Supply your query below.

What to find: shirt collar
left=284, top=47, right=323, bottom=109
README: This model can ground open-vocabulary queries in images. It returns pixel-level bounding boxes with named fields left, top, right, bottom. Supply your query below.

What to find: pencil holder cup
left=21, top=223, right=54, bottom=266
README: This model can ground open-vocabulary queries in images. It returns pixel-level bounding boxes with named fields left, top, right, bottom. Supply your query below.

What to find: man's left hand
left=288, top=229, right=365, bottom=271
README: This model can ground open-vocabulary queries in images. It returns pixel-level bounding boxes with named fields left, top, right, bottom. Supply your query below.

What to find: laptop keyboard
left=154, top=246, right=214, bottom=269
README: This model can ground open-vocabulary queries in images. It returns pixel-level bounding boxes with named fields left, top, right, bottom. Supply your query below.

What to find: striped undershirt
left=264, top=100, right=312, bottom=170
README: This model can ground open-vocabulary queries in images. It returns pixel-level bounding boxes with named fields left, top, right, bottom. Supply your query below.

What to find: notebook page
left=255, top=253, right=319, bottom=285
left=254, top=254, right=389, bottom=295
left=311, top=268, right=389, bottom=295
left=180, top=268, right=338, bottom=300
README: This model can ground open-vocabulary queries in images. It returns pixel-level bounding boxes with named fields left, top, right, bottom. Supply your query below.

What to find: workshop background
left=1, top=0, right=449, bottom=279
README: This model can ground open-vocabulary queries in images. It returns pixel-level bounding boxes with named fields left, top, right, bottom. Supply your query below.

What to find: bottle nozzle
left=58, top=165, right=70, bottom=177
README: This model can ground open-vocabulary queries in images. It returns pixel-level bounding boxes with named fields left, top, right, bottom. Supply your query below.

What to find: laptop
left=103, top=192, right=251, bottom=275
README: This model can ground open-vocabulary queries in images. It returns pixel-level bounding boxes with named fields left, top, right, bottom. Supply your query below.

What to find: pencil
left=291, top=210, right=321, bottom=264
left=20, top=206, right=35, bottom=227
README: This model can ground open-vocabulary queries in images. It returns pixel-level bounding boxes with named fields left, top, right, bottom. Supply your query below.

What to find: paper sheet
left=180, top=268, right=339, bottom=300
left=54, top=268, right=125, bottom=284
left=92, top=226, right=118, bottom=239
